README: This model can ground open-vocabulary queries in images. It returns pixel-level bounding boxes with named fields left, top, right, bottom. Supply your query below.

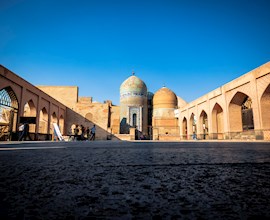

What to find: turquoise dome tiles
left=120, top=75, right=147, bottom=99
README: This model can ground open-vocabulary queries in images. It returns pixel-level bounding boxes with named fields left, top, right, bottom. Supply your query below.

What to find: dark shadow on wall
left=1, top=108, right=121, bottom=141
left=120, top=118, right=131, bottom=134
left=65, top=108, right=120, bottom=141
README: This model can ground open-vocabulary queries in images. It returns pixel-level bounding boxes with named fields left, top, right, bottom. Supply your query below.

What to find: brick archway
left=23, top=99, right=37, bottom=133
left=212, top=103, right=224, bottom=139
left=182, top=117, right=187, bottom=140
left=261, top=84, right=270, bottom=129
left=0, top=87, right=19, bottom=140
left=199, top=110, right=208, bottom=139
left=228, top=92, right=254, bottom=133
left=39, top=108, right=48, bottom=134
left=189, top=113, right=196, bottom=139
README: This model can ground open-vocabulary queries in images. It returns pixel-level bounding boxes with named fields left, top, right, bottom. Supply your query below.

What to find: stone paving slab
left=0, top=141, right=270, bottom=219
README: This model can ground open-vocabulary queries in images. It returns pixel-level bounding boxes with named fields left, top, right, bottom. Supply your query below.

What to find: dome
left=147, top=91, right=154, bottom=100
left=120, top=75, right=147, bottom=99
left=153, top=86, right=177, bottom=109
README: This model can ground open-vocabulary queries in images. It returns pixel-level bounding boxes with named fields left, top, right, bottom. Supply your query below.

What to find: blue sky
left=1, top=0, right=270, bottom=105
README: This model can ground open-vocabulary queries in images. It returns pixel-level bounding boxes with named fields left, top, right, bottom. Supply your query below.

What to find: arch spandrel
left=225, top=82, right=253, bottom=107
left=256, top=72, right=270, bottom=99
left=229, top=91, right=249, bottom=106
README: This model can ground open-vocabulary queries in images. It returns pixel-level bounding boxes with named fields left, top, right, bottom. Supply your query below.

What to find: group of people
left=17, top=122, right=97, bottom=141
left=71, top=124, right=96, bottom=141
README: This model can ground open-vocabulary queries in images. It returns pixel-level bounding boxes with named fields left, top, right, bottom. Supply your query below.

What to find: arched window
left=0, top=87, right=18, bottom=140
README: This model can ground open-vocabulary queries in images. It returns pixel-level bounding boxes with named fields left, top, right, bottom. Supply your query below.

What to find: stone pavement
left=0, top=141, right=270, bottom=219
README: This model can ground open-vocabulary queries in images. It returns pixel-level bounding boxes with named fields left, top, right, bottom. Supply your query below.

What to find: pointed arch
left=23, top=99, right=36, bottom=117
left=23, top=99, right=37, bottom=133
left=132, top=113, right=137, bottom=127
left=199, top=110, right=208, bottom=139
left=182, top=117, right=187, bottom=140
left=189, top=113, right=197, bottom=139
left=39, top=107, right=48, bottom=134
left=228, top=92, right=254, bottom=132
left=50, top=112, right=57, bottom=134
left=59, top=115, right=64, bottom=134
left=0, top=86, right=19, bottom=110
left=212, top=103, right=224, bottom=139
left=0, top=87, right=19, bottom=140
left=261, top=84, right=270, bottom=129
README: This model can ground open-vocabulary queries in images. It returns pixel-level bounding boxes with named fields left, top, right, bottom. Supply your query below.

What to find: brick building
left=0, top=62, right=269, bottom=141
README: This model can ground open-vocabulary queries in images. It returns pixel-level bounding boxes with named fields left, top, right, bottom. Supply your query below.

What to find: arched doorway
left=199, top=110, right=208, bottom=139
left=212, top=103, right=224, bottom=139
left=0, top=87, right=18, bottom=141
left=23, top=100, right=37, bottom=135
left=132, top=113, right=137, bottom=127
left=50, top=112, right=57, bottom=140
left=182, top=117, right=187, bottom=140
left=261, top=84, right=270, bottom=129
left=50, top=112, right=57, bottom=134
left=189, top=113, right=197, bottom=140
left=39, top=108, right=48, bottom=134
left=260, top=84, right=270, bottom=140
left=241, top=97, right=254, bottom=130
left=59, top=115, right=64, bottom=134
left=229, top=92, right=254, bottom=137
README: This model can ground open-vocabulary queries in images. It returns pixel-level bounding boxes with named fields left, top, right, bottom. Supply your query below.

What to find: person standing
left=74, top=124, right=79, bottom=141
left=18, top=123, right=24, bottom=141
left=86, top=127, right=90, bottom=141
left=90, top=124, right=96, bottom=141
left=81, top=125, right=85, bottom=141
left=19, top=122, right=31, bottom=141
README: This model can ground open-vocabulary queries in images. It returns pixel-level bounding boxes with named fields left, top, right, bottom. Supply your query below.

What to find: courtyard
left=0, top=141, right=270, bottom=219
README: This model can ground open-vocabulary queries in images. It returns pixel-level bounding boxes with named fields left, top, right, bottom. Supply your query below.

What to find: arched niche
left=212, top=103, right=224, bottom=139
left=182, top=117, right=187, bottom=140
left=0, top=87, right=19, bottom=140
left=23, top=99, right=37, bottom=133
left=59, top=115, right=64, bottom=134
left=189, top=113, right=197, bottom=139
left=39, top=107, right=48, bottom=134
left=50, top=112, right=57, bottom=134
left=261, top=84, right=270, bottom=129
left=199, top=110, right=208, bottom=139
left=229, top=92, right=254, bottom=132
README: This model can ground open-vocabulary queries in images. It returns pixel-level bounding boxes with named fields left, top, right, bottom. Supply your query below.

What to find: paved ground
left=0, top=141, right=270, bottom=219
